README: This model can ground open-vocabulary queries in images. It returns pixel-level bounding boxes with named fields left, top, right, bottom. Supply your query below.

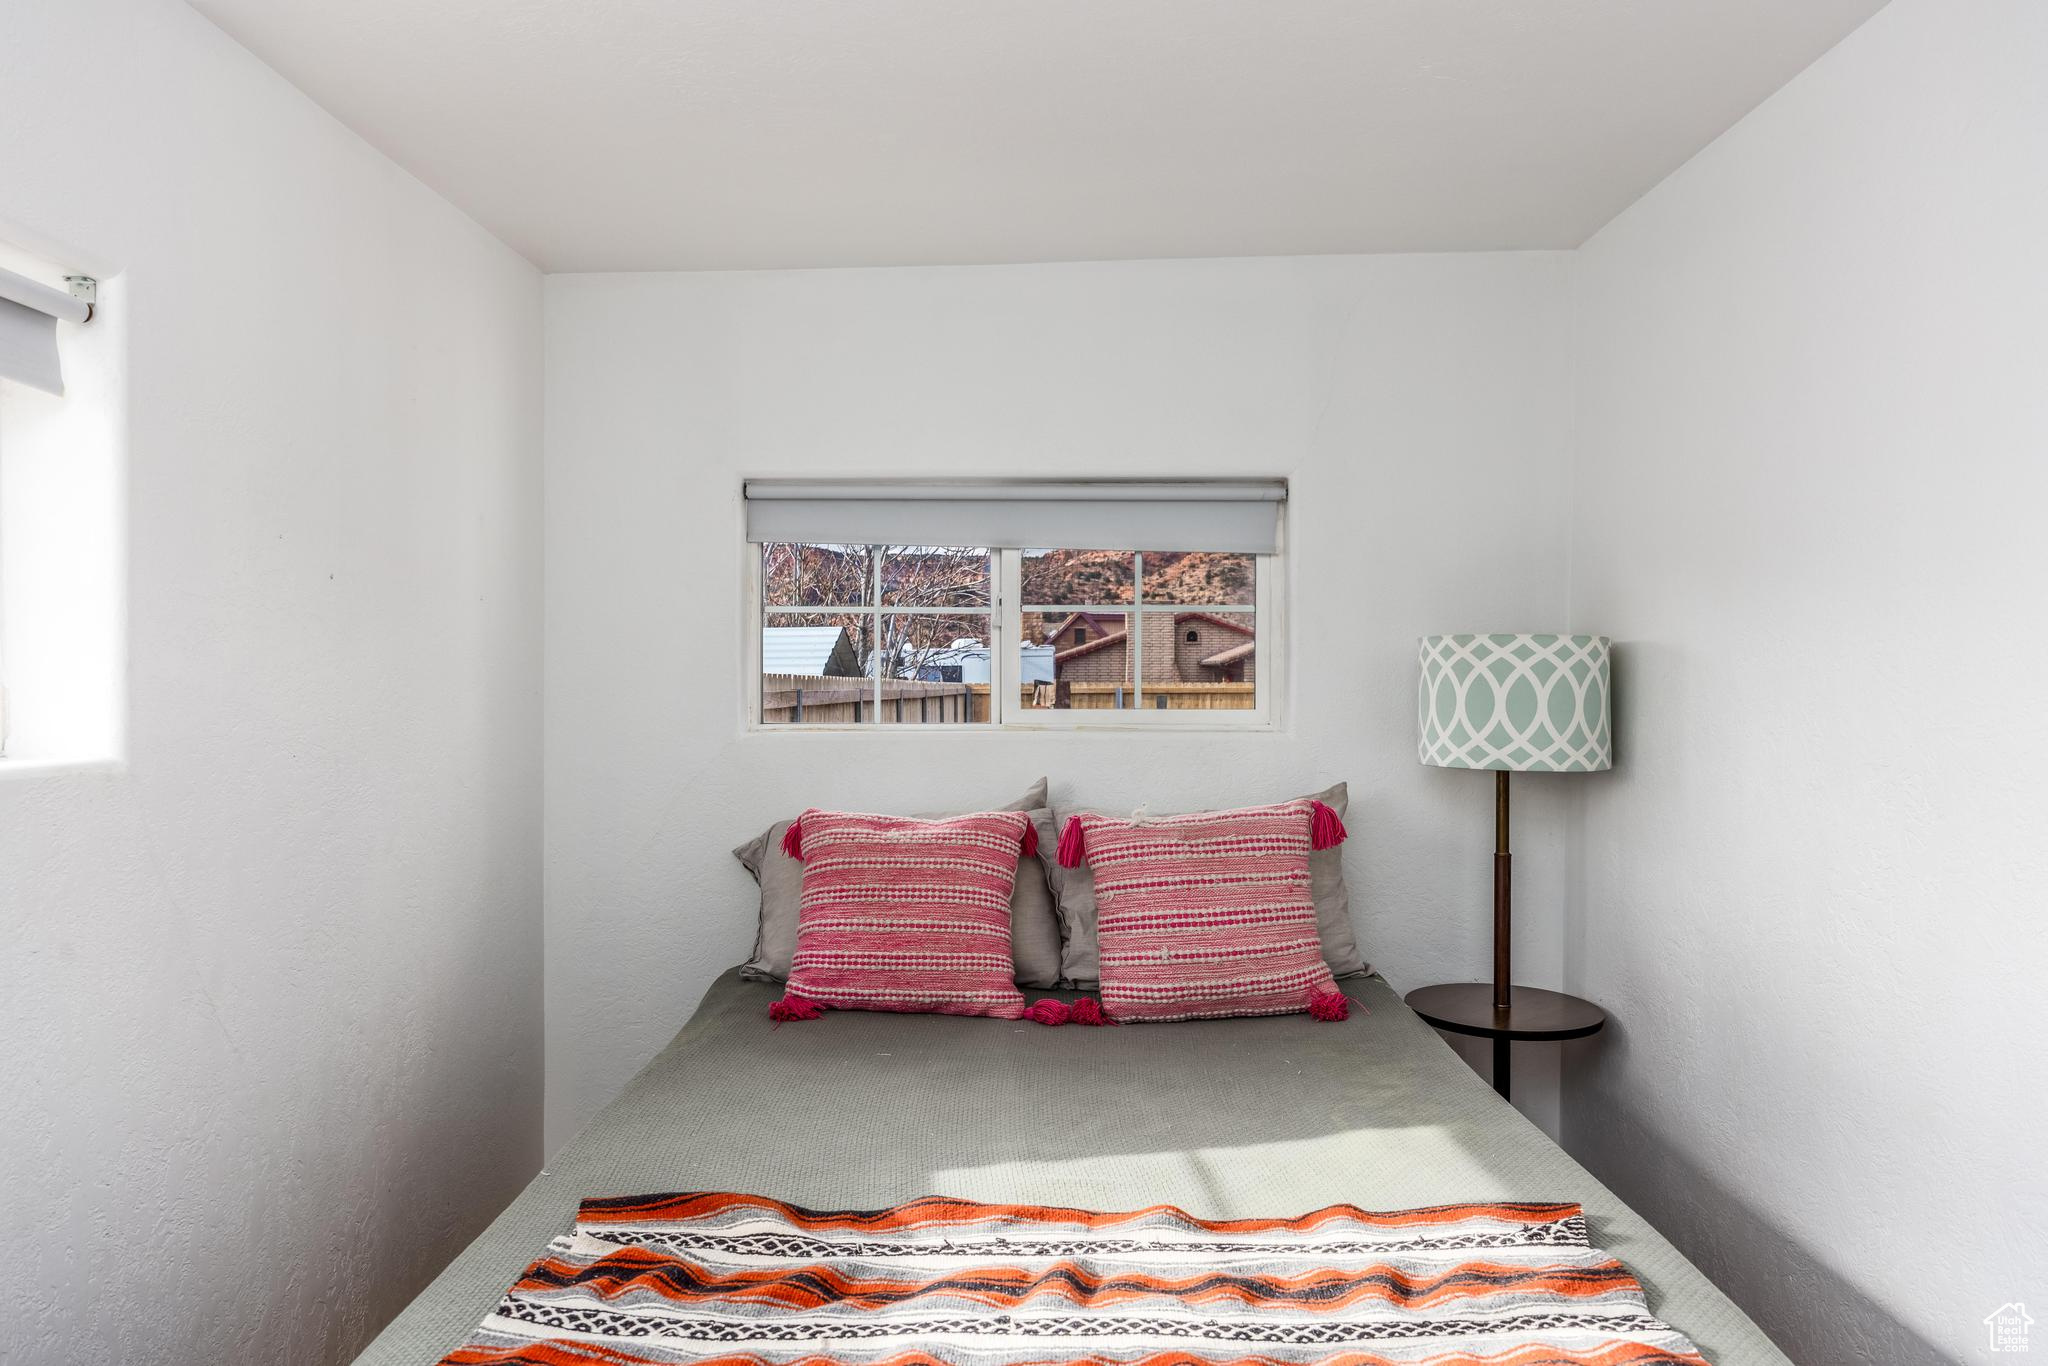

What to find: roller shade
left=0, top=267, right=90, bottom=396
left=743, top=479, right=1286, bottom=553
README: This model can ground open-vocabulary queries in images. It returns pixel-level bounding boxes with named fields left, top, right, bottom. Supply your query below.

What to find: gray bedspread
left=353, top=971, right=1789, bottom=1365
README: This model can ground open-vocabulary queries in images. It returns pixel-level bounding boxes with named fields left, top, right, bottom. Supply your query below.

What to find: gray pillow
left=733, top=778, right=1062, bottom=988
left=1035, top=781, right=1365, bottom=987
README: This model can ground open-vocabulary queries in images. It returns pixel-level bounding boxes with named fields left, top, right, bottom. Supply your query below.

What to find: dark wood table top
left=1404, top=983, right=1607, bottom=1042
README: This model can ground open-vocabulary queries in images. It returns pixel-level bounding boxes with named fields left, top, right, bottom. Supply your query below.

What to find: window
left=746, top=480, right=1283, bottom=729
left=0, top=250, right=120, bottom=769
left=760, top=544, right=992, bottom=724
left=1017, top=550, right=1257, bottom=716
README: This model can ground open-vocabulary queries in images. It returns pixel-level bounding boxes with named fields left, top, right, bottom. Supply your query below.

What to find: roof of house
left=1054, top=630, right=1129, bottom=664
left=1199, top=640, right=1255, bottom=668
left=1174, top=610, right=1254, bottom=635
left=1042, top=609, right=1126, bottom=639
left=1045, top=610, right=1132, bottom=664
left=762, top=625, right=859, bottom=675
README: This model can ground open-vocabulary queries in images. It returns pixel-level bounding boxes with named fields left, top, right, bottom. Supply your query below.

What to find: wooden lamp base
left=1406, top=770, right=1606, bottom=1100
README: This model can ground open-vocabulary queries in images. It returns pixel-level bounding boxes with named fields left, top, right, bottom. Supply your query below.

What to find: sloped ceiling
left=189, top=0, right=1888, bottom=271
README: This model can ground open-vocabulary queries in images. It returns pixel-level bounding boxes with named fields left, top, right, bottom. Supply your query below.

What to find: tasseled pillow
left=767, top=809, right=1035, bottom=1022
left=1052, top=798, right=1350, bottom=1024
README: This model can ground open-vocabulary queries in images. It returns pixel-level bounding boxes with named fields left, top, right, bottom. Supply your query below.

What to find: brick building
left=1044, top=611, right=1253, bottom=686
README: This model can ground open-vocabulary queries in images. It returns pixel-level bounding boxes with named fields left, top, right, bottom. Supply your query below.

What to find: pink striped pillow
left=1063, top=799, right=1349, bottom=1023
left=771, top=809, right=1035, bottom=1021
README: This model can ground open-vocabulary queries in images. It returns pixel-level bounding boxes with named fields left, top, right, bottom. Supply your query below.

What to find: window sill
left=743, top=719, right=1281, bottom=737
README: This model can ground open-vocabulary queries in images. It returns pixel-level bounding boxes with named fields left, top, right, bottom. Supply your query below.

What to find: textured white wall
left=543, top=253, right=1579, bottom=1153
left=1566, top=2, right=2048, bottom=1362
left=0, top=1, right=545, bottom=1363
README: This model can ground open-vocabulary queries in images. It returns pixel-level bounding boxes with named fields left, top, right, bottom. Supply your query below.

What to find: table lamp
left=1407, top=633, right=1612, bottom=1099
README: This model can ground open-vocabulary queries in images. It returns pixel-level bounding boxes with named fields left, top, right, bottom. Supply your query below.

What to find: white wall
left=0, top=1, right=544, bottom=1363
left=1566, top=1, right=2048, bottom=1362
left=544, top=252, right=1579, bottom=1151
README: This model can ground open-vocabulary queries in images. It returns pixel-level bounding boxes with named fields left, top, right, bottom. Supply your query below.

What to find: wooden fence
left=761, top=673, right=978, bottom=725
left=763, top=675, right=1255, bottom=725
left=982, top=682, right=1256, bottom=715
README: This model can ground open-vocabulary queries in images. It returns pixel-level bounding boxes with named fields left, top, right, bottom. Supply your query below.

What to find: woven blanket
left=442, top=1191, right=1707, bottom=1365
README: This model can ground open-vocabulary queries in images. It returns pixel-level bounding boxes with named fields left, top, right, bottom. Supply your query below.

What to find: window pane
left=761, top=612, right=874, bottom=724
left=1137, top=551, right=1255, bottom=605
left=1020, top=610, right=1138, bottom=710
left=1144, top=608, right=1255, bottom=710
left=762, top=542, right=873, bottom=608
left=1022, top=548, right=1134, bottom=606
left=880, top=614, right=990, bottom=723
left=879, top=545, right=991, bottom=608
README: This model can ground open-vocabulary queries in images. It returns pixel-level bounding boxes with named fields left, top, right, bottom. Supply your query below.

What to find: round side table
left=1404, top=983, right=1605, bottom=1102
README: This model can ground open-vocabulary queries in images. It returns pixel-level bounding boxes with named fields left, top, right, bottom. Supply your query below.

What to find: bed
left=352, top=970, right=1789, bottom=1365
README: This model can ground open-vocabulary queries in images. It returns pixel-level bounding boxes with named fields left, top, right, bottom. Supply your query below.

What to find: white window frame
left=746, top=539, right=1282, bottom=734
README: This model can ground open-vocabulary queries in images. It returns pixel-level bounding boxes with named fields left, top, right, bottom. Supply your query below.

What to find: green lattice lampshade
left=1417, top=634, right=1612, bottom=772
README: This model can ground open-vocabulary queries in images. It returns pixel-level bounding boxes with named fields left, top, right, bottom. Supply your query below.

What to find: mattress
left=353, top=970, right=1789, bottom=1365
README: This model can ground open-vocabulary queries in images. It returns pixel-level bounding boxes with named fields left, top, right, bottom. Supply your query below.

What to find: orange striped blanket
left=442, top=1191, right=1707, bottom=1366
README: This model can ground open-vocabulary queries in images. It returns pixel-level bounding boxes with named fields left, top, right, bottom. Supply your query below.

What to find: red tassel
left=1022, top=999, right=1071, bottom=1026
left=1308, top=989, right=1350, bottom=1022
left=1055, top=816, right=1086, bottom=868
left=1069, top=997, right=1108, bottom=1026
left=768, top=995, right=822, bottom=1024
left=780, top=816, right=804, bottom=861
left=1019, top=820, right=1039, bottom=859
left=1309, top=800, right=1347, bottom=850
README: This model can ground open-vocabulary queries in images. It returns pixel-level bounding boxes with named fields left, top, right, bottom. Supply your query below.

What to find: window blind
left=0, top=267, right=90, bottom=396
left=743, top=479, right=1286, bottom=554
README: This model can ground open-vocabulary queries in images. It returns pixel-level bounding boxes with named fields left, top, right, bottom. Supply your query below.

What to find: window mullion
left=993, top=549, right=1018, bottom=726
left=870, top=547, right=884, bottom=721
left=1132, top=551, right=1144, bottom=709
